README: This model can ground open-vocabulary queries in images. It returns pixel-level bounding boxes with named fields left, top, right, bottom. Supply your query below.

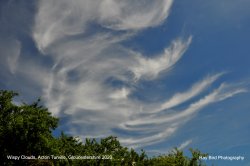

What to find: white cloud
left=98, top=0, right=173, bottom=30
left=123, top=83, right=247, bottom=128
left=17, top=0, right=247, bottom=149
left=31, top=0, right=196, bottom=147
left=120, top=127, right=177, bottom=147
left=117, top=83, right=247, bottom=147
left=178, top=139, right=192, bottom=150
left=131, top=37, right=192, bottom=80
left=6, top=40, right=21, bottom=74
left=109, top=87, right=131, bottom=100
left=159, top=72, right=224, bottom=111
left=33, top=0, right=99, bottom=51
left=0, top=38, right=21, bottom=75
left=136, top=139, right=191, bottom=155
left=33, top=0, right=173, bottom=51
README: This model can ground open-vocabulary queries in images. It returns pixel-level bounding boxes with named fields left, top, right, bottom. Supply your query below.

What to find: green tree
left=145, top=148, right=207, bottom=166
left=0, top=90, right=58, bottom=165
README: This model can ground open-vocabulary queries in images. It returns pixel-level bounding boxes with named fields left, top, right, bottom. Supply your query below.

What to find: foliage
left=0, top=90, right=58, bottom=165
left=0, top=90, right=207, bottom=166
left=145, top=148, right=207, bottom=166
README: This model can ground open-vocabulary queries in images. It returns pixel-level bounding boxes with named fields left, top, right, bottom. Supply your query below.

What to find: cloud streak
left=118, top=83, right=247, bottom=146
left=178, top=139, right=193, bottom=150
left=31, top=0, right=199, bottom=147
left=31, top=0, right=248, bottom=148
left=131, top=37, right=192, bottom=80
left=159, top=72, right=224, bottom=111
left=0, top=0, right=248, bottom=149
left=98, top=0, right=173, bottom=30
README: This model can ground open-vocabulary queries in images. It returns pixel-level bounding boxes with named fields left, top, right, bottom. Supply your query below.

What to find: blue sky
left=1, top=0, right=250, bottom=165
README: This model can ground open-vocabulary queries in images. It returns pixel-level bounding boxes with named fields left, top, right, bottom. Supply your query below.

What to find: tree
left=145, top=148, right=207, bottom=166
left=0, top=90, right=58, bottom=165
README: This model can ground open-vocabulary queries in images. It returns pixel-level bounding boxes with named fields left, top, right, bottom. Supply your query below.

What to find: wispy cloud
left=123, top=83, right=247, bottom=127
left=0, top=38, right=21, bottom=75
left=31, top=0, right=248, bottom=148
left=6, top=40, right=21, bottom=74
left=145, top=139, right=192, bottom=156
left=131, top=37, right=192, bottom=80
left=178, top=139, right=193, bottom=150
left=98, top=0, right=173, bottom=30
left=0, top=0, right=248, bottom=150
left=30, top=0, right=199, bottom=147
left=157, top=73, right=224, bottom=112
left=33, top=0, right=173, bottom=51
left=120, top=127, right=178, bottom=148
left=118, top=83, right=247, bottom=146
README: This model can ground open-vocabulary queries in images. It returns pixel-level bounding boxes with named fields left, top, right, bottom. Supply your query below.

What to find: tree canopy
left=0, top=90, right=207, bottom=166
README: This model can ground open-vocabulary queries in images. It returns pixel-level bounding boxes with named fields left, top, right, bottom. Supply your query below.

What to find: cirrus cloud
left=0, top=0, right=247, bottom=150
left=30, top=0, right=248, bottom=148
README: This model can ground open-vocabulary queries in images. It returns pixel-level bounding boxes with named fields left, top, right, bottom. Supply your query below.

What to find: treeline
left=0, top=90, right=207, bottom=166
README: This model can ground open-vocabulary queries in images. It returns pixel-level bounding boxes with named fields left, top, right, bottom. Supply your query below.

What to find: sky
left=1, top=0, right=250, bottom=165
